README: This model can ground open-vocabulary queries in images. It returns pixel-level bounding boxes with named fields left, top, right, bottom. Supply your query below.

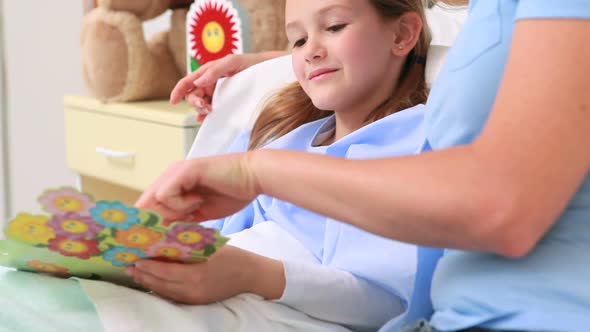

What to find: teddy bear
left=81, top=0, right=288, bottom=103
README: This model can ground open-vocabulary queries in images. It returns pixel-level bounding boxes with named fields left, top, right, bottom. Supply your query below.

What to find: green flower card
left=0, top=187, right=228, bottom=288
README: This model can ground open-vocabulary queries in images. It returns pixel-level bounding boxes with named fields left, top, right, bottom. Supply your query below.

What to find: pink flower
left=38, top=187, right=95, bottom=216
left=146, top=241, right=193, bottom=261
left=167, top=224, right=216, bottom=250
left=47, top=213, right=104, bottom=240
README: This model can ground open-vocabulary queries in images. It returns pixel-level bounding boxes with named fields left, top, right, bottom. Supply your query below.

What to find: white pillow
left=187, top=7, right=466, bottom=159
left=187, top=55, right=296, bottom=158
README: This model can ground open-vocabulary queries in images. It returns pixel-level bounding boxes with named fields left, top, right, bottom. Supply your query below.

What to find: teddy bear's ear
left=97, top=0, right=171, bottom=21
left=186, top=0, right=246, bottom=73
left=234, top=0, right=288, bottom=53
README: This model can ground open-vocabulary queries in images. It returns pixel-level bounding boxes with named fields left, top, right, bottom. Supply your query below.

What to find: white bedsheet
left=79, top=222, right=352, bottom=332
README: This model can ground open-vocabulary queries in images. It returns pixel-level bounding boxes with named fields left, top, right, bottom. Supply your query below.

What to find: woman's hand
left=135, top=152, right=259, bottom=223
left=126, top=246, right=286, bottom=305
left=170, top=53, right=272, bottom=121
left=170, top=51, right=288, bottom=121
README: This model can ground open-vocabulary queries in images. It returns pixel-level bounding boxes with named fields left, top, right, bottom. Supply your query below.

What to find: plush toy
left=81, top=0, right=287, bottom=103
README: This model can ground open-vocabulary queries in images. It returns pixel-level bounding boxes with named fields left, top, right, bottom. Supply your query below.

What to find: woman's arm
left=137, top=19, right=590, bottom=258
left=251, top=19, right=590, bottom=258
left=169, top=51, right=289, bottom=105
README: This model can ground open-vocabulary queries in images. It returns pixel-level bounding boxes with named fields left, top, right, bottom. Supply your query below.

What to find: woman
left=137, top=1, right=590, bottom=331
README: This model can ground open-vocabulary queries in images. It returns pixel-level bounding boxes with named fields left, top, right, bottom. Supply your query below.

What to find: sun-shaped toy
left=187, top=0, right=244, bottom=72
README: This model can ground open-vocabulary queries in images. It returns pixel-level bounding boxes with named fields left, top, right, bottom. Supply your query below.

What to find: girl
left=130, top=0, right=434, bottom=331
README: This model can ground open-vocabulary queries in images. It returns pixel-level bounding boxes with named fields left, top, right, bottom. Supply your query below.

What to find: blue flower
left=90, top=201, right=139, bottom=230
left=102, top=246, right=146, bottom=267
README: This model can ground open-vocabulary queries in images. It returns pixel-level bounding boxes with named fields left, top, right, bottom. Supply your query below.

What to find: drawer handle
left=95, top=146, right=135, bottom=159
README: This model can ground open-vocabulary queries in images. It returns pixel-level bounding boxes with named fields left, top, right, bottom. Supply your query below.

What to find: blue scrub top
left=423, top=1, right=590, bottom=331
left=208, top=105, right=430, bottom=326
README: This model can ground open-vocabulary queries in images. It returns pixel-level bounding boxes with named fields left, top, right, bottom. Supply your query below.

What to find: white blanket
left=79, top=222, right=352, bottom=332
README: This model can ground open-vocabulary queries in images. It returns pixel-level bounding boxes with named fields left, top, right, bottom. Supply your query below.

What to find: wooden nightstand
left=63, top=96, right=199, bottom=205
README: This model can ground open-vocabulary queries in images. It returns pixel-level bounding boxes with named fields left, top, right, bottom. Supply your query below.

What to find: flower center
left=59, top=240, right=88, bottom=253
left=177, top=231, right=203, bottom=245
left=157, top=247, right=181, bottom=257
left=61, top=219, right=89, bottom=233
left=54, top=197, right=83, bottom=212
left=114, top=252, right=140, bottom=263
left=101, top=209, right=127, bottom=223
left=129, top=233, right=149, bottom=245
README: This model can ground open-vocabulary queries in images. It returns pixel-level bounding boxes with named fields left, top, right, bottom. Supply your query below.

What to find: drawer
left=64, top=107, right=198, bottom=191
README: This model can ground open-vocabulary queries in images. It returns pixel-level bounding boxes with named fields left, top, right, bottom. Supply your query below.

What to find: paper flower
left=90, top=201, right=140, bottom=230
left=26, top=260, right=69, bottom=277
left=102, top=246, right=146, bottom=267
left=6, top=213, right=55, bottom=245
left=146, top=241, right=192, bottom=260
left=47, top=213, right=104, bottom=240
left=38, top=187, right=95, bottom=216
left=167, top=224, right=216, bottom=250
left=48, top=237, right=100, bottom=259
left=114, top=226, right=163, bottom=250
left=188, top=0, right=243, bottom=66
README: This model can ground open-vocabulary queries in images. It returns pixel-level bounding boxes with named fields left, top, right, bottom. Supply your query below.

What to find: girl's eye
left=327, top=24, right=347, bottom=32
left=293, top=38, right=307, bottom=48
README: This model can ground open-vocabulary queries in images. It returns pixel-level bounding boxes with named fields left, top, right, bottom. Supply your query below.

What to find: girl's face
left=286, top=0, right=402, bottom=113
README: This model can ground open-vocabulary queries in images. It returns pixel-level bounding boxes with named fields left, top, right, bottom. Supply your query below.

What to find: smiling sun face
left=187, top=0, right=243, bottom=70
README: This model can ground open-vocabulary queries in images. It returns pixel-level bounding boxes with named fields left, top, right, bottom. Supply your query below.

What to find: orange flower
left=26, top=260, right=69, bottom=277
left=114, top=226, right=163, bottom=249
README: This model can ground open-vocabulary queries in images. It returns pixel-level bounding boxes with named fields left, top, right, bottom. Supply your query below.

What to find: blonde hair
left=249, top=0, right=432, bottom=150
left=431, top=0, right=468, bottom=6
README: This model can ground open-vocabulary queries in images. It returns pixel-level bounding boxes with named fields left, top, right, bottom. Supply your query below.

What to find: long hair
left=430, top=0, right=468, bottom=6
left=248, top=0, right=432, bottom=150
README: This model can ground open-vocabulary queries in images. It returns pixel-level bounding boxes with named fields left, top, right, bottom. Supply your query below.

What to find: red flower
left=48, top=237, right=100, bottom=259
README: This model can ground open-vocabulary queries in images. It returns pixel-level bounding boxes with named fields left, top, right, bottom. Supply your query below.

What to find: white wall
left=0, top=3, right=173, bottom=220
left=2, top=1, right=86, bottom=215
left=0, top=2, right=6, bottom=221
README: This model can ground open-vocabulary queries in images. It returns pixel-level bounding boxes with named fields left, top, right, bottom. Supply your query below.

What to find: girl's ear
left=391, top=12, right=423, bottom=57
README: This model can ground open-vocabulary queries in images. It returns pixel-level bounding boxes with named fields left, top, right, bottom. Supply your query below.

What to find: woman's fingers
left=170, top=76, right=197, bottom=104
left=193, top=55, right=235, bottom=87
left=169, top=61, right=214, bottom=104
left=171, top=54, right=251, bottom=108
left=186, top=91, right=212, bottom=118
left=186, top=92, right=204, bottom=108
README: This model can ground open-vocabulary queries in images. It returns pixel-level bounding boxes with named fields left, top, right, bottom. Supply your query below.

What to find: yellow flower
left=6, top=213, right=55, bottom=245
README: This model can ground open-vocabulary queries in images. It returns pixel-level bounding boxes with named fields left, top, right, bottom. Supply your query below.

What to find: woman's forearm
left=249, top=145, right=546, bottom=257
left=256, top=50, right=289, bottom=61
left=245, top=51, right=289, bottom=69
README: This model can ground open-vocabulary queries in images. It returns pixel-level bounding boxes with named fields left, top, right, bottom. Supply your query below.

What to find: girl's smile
left=308, top=68, right=340, bottom=81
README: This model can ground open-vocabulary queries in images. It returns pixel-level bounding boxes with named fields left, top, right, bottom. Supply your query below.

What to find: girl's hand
left=126, top=246, right=286, bottom=305
left=135, top=152, right=259, bottom=223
